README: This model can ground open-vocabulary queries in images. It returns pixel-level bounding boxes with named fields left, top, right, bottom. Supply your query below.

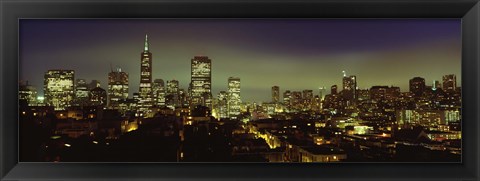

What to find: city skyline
left=20, top=19, right=461, bottom=102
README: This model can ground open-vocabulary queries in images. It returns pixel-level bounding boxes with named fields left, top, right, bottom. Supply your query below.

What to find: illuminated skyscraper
left=108, top=68, right=129, bottom=109
left=217, top=91, right=228, bottom=119
left=227, top=77, right=241, bottom=119
left=302, top=89, right=313, bottom=110
left=74, top=79, right=89, bottom=106
left=272, top=86, right=280, bottom=103
left=138, top=34, right=153, bottom=111
left=190, top=56, right=212, bottom=108
left=44, top=70, right=75, bottom=110
left=152, top=79, right=166, bottom=106
left=409, top=77, right=426, bottom=97
left=166, top=80, right=180, bottom=108
left=19, top=81, right=37, bottom=106
left=342, top=73, right=357, bottom=101
left=283, top=90, right=291, bottom=112
left=442, top=74, right=456, bottom=92
left=318, top=87, right=326, bottom=100
left=290, top=91, right=302, bottom=111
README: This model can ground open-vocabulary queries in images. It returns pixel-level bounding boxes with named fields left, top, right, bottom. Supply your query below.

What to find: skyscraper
left=283, top=90, right=291, bottom=112
left=409, top=77, right=426, bottom=97
left=90, top=87, right=107, bottom=107
left=44, top=70, right=75, bottom=110
left=152, top=79, right=166, bottom=106
left=74, top=79, right=89, bottom=106
left=19, top=81, right=37, bottom=106
left=217, top=91, right=228, bottom=119
left=166, top=80, right=180, bottom=108
left=302, top=89, right=313, bottom=110
left=227, top=77, right=241, bottom=119
left=342, top=74, right=357, bottom=101
left=331, top=85, right=338, bottom=95
left=442, top=74, right=457, bottom=92
left=272, top=86, right=280, bottom=103
left=138, top=34, right=153, bottom=111
left=318, top=87, right=326, bottom=100
left=190, top=56, right=212, bottom=108
left=108, top=68, right=129, bottom=109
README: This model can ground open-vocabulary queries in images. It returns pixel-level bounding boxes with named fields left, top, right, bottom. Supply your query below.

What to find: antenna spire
left=144, top=34, right=149, bottom=52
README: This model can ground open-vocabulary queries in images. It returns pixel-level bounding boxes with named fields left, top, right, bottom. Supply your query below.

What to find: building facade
left=107, top=69, right=129, bottom=109
left=227, top=77, right=241, bottom=119
left=190, top=56, right=212, bottom=108
left=44, top=70, right=75, bottom=110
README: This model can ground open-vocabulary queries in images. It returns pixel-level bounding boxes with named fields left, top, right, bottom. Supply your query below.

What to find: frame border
left=1, top=0, right=479, bottom=180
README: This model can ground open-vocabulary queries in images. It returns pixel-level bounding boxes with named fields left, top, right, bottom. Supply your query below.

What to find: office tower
left=90, top=87, right=107, bottom=107
left=75, top=79, right=89, bottom=106
left=342, top=73, right=357, bottom=101
left=190, top=56, right=212, bottom=108
left=409, top=77, right=425, bottom=97
left=44, top=70, right=75, bottom=110
left=290, top=91, right=302, bottom=111
left=442, top=74, right=456, bottom=92
left=302, top=89, right=313, bottom=110
left=179, top=89, right=188, bottom=106
left=217, top=91, right=228, bottom=119
left=227, top=77, right=241, bottom=119
left=166, top=80, right=180, bottom=107
left=19, top=81, right=37, bottom=106
left=331, top=85, right=338, bottom=95
left=272, top=86, right=280, bottom=103
left=138, top=34, right=153, bottom=111
left=108, top=68, right=129, bottom=109
left=318, top=87, right=326, bottom=100
left=283, top=90, right=291, bottom=112
left=152, top=79, right=166, bottom=106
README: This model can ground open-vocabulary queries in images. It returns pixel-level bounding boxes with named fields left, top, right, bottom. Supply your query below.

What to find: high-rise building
left=107, top=68, right=129, bottom=109
left=75, top=79, right=89, bottom=106
left=302, top=89, right=313, bottom=110
left=342, top=74, right=357, bottom=101
left=442, top=74, right=456, bottom=92
left=318, top=87, right=326, bottom=100
left=166, top=80, right=180, bottom=108
left=331, top=85, right=338, bottom=95
left=272, top=86, right=280, bottom=103
left=290, top=91, right=302, bottom=111
left=283, top=90, right=291, bottom=112
left=409, top=77, right=425, bottom=97
left=138, top=34, right=154, bottom=111
left=227, top=77, right=241, bottom=119
left=44, top=70, right=75, bottom=110
left=217, top=91, right=228, bottom=119
left=190, top=56, right=212, bottom=108
left=152, top=79, right=166, bottom=106
left=19, top=81, right=37, bottom=106
left=90, top=87, right=107, bottom=107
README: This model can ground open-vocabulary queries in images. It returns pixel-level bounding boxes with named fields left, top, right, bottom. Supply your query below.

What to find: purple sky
left=20, top=19, right=461, bottom=102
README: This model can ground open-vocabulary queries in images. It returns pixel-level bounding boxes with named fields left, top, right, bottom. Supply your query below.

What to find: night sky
left=20, top=19, right=461, bottom=102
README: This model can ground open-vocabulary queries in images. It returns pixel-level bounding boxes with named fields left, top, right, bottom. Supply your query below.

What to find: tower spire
left=144, top=34, right=149, bottom=52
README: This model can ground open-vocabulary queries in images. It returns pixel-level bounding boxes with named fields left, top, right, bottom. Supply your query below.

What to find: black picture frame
left=1, top=0, right=479, bottom=180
